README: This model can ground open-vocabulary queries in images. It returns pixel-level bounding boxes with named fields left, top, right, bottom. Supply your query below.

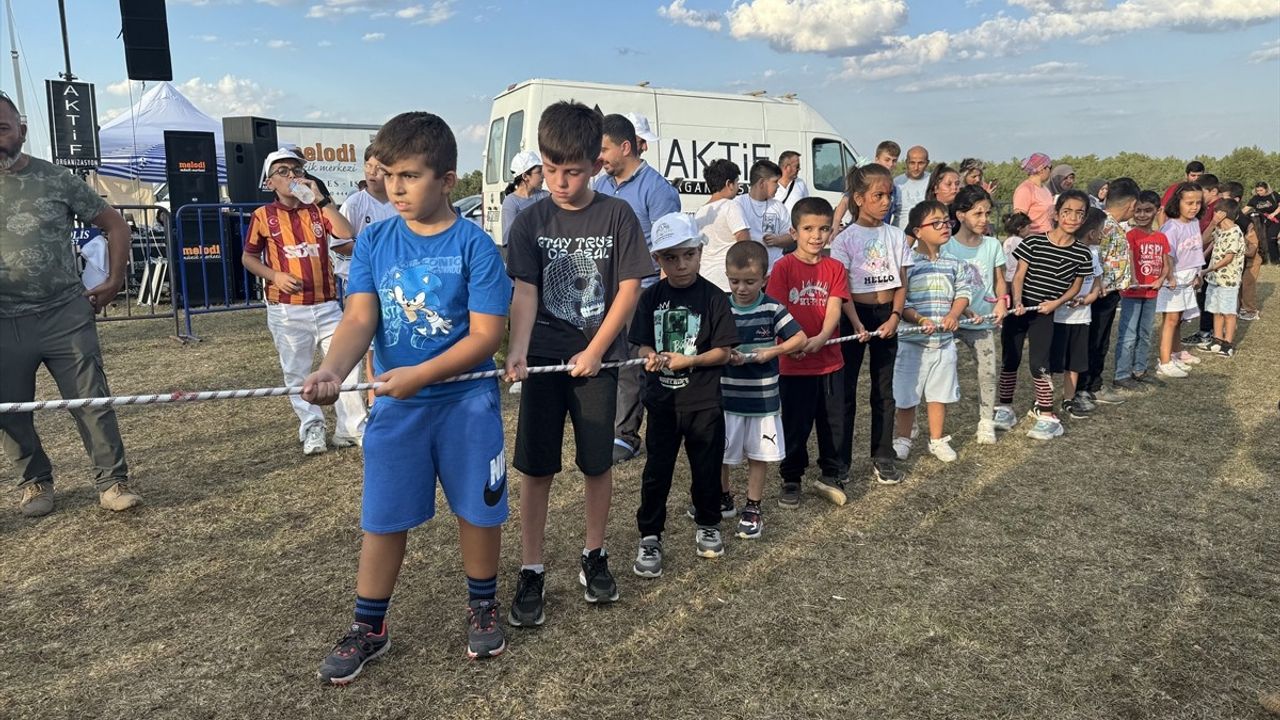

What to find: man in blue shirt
left=593, top=113, right=682, bottom=464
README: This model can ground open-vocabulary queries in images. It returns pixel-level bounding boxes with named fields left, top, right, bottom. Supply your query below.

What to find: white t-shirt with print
left=736, top=193, right=792, bottom=271
left=336, top=190, right=397, bottom=279
left=1054, top=246, right=1102, bottom=325
left=830, top=222, right=914, bottom=294
left=893, top=173, right=930, bottom=231
left=695, top=198, right=749, bottom=292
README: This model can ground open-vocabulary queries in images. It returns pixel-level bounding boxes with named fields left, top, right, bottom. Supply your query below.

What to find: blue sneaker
left=1026, top=411, right=1064, bottom=440
left=993, top=406, right=1017, bottom=431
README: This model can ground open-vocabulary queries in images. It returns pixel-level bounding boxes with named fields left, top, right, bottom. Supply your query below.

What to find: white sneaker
left=928, top=436, right=957, bottom=462
left=1156, top=362, right=1188, bottom=379
left=992, top=406, right=1017, bottom=431
left=1025, top=412, right=1064, bottom=440
left=892, top=436, right=912, bottom=460
left=509, top=381, right=523, bottom=395
left=1172, top=358, right=1192, bottom=372
left=975, top=419, right=997, bottom=445
left=909, top=423, right=920, bottom=441
left=303, top=424, right=328, bottom=455
left=1177, top=350, right=1201, bottom=365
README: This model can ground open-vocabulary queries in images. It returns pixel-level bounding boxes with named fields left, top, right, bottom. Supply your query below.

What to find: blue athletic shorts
left=360, top=384, right=508, bottom=533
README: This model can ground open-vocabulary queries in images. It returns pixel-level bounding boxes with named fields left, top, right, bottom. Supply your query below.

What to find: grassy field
left=3, top=270, right=1278, bottom=720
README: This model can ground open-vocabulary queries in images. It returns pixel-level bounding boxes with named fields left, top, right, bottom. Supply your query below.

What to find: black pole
left=57, top=0, right=74, bottom=80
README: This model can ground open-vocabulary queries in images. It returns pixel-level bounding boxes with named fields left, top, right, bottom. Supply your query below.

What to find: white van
left=482, top=78, right=862, bottom=246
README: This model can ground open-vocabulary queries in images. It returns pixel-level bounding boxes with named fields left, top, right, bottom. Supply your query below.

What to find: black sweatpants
left=636, top=403, right=725, bottom=536
left=779, top=370, right=845, bottom=483
left=1081, top=291, right=1121, bottom=393
left=839, top=303, right=897, bottom=465
left=1196, top=281, right=1213, bottom=334
left=1000, top=310, right=1057, bottom=412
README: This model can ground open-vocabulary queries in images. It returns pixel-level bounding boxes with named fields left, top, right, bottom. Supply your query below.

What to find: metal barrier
left=172, top=202, right=267, bottom=341
left=73, top=204, right=181, bottom=335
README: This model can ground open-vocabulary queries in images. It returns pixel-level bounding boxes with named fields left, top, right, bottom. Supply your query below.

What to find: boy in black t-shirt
left=629, top=213, right=738, bottom=577
left=504, top=102, right=653, bottom=626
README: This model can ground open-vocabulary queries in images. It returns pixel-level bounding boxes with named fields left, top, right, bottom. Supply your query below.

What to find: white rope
left=0, top=308, right=1032, bottom=414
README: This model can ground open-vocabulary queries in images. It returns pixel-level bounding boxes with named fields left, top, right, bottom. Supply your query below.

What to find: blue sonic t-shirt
left=347, top=216, right=512, bottom=403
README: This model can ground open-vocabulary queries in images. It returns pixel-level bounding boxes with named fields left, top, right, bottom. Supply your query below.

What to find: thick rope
left=0, top=308, right=1032, bottom=414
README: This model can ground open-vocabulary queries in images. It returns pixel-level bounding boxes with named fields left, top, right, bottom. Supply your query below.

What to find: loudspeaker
left=164, top=131, right=238, bottom=305
left=119, top=0, right=173, bottom=81
left=223, top=116, right=279, bottom=204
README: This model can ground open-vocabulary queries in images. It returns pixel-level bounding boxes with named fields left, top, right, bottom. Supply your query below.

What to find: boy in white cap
left=501, top=149, right=548, bottom=244
left=629, top=212, right=739, bottom=575
left=241, top=148, right=365, bottom=454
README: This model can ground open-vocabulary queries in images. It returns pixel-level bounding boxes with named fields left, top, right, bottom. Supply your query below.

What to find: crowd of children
left=238, top=106, right=1267, bottom=683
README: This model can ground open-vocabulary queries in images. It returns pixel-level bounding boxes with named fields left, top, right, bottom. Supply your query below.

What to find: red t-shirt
left=244, top=202, right=337, bottom=305
left=1122, top=227, right=1170, bottom=300
left=765, top=254, right=850, bottom=376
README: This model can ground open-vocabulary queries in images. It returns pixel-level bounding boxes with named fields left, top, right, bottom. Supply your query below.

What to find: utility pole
left=56, top=0, right=74, bottom=81
left=5, top=0, right=25, bottom=115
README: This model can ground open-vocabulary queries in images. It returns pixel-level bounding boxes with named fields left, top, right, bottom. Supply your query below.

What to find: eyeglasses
left=270, top=167, right=307, bottom=179
left=916, top=219, right=950, bottom=231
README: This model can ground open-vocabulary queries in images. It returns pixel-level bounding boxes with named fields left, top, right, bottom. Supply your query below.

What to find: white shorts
left=723, top=413, right=785, bottom=464
left=1204, top=283, right=1239, bottom=316
left=893, top=341, right=960, bottom=408
left=1155, top=270, right=1199, bottom=317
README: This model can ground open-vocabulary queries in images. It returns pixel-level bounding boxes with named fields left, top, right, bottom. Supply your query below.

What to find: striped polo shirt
left=245, top=202, right=338, bottom=305
left=1012, top=234, right=1093, bottom=306
left=901, top=250, right=976, bottom=347
left=720, top=292, right=803, bottom=416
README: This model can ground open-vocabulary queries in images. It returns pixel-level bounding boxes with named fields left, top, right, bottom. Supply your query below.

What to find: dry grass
left=3, top=270, right=1279, bottom=720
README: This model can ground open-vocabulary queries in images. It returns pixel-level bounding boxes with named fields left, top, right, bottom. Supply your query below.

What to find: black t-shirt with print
left=629, top=275, right=739, bottom=412
left=507, top=193, right=653, bottom=361
left=1247, top=192, right=1280, bottom=230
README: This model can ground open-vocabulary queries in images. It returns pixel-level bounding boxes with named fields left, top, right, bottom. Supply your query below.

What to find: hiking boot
left=975, top=419, right=997, bottom=445
left=318, top=622, right=390, bottom=685
left=778, top=482, right=801, bottom=508
left=507, top=569, right=545, bottom=627
left=1026, top=411, right=1065, bottom=440
left=695, top=526, right=724, bottom=558
left=992, top=405, right=1017, bottom=431
left=99, top=482, right=142, bottom=511
left=1156, top=362, right=1188, bottom=379
left=578, top=551, right=619, bottom=603
left=927, top=436, right=957, bottom=462
left=892, top=436, right=912, bottom=460
left=465, top=599, right=506, bottom=659
left=736, top=505, right=763, bottom=539
left=303, top=423, right=328, bottom=455
left=19, top=481, right=54, bottom=517
left=872, top=458, right=904, bottom=485
left=809, top=474, right=847, bottom=506
left=686, top=492, right=736, bottom=520
left=1092, top=387, right=1127, bottom=405
left=633, top=535, right=663, bottom=578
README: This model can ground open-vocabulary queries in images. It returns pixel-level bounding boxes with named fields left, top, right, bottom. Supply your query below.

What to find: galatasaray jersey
left=245, top=202, right=338, bottom=305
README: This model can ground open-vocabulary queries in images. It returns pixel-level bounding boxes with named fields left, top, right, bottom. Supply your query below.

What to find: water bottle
left=290, top=179, right=317, bottom=205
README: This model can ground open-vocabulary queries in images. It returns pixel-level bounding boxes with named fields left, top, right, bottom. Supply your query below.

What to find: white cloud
left=266, top=39, right=293, bottom=49
left=317, top=39, right=333, bottom=47
left=657, top=0, right=723, bottom=32
left=460, top=123, right=487, bottom=143
left=396, top=3, right=425, bottom=18
left=194, top=34, right=220, bottom=42
left=362, top=32, right=385, bottom=41
left=99, top=107, right=129, bottom=123
left=894, top=61, right=1116, bottom=93
left=727, top=0, right=907, bottom=54
left=412, top=1, right=454, bottom=25
left=1249, top=38, right=1280, bottom=63
left=106, top=79, right=145, bottom=96
left=177, top=75, right=285, bottom=116
left=305, top=1, right=369, bottom=19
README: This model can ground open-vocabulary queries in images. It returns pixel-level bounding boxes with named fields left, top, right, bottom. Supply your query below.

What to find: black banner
left=45, top=80, right=100, bottom=169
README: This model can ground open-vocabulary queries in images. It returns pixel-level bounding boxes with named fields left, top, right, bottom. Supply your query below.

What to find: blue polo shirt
left=592, top=160, right=681, bottom=255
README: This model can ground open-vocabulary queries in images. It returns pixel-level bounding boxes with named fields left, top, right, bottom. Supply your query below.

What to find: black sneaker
left=809, top=473, right=848, bottom=506
left=318, top=622, right=390, bottom=685
left=1183, top=330, right=1209, bottom=346
left=1217, top=342, right=1234, bottom=357
left=686, top=491, right=737, bottom=520
left=578, top=551, right=619, bottom=603
left=872, top=458, right=903, bottom=485
left=466, top=599, right=506, bottom=659
left=1062, top=399, right=1091, bottom=419
left=507, top=569, right=546, bottom=627
left=778, top=482, right=801, bottom=508
left=736, top=504, right=762, bottom=539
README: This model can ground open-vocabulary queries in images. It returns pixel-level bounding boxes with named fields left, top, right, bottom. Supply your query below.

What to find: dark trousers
left=1081, top=291, right=1121, bottom=392
left=1265, top=224, right=1280, bottom=264
left=780, top=370, right=845, bottom=482
left=0, top=298, right=129, bottom=491
left=839, top=303, right=897, bottom=465
left=636, top=403, right=725, bottom=535
left=1195, top=282, right=1213, bottom=334
left=613, top=334, right=646, bottom=452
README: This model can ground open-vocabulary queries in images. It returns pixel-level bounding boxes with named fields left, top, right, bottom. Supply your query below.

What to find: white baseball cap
left=509, top=150, right=543, bottom=177
left=625, top=112, right=659, bottom=145
left=260, top=148, right=305, bottom=187
left=650, top=212, right=705, bottom=253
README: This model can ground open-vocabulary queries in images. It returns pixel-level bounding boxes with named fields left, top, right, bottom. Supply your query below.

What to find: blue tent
left=96, top=81, right=227, bottom=182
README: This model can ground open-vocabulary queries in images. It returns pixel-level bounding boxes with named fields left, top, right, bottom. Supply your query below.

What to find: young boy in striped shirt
left=719, top=241, right=806, bottom=539
left=242, top=148, right=366, bottom=455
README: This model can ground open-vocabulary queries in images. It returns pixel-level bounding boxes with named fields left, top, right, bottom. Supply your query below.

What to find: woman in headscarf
left=1013, top=153, right=1055, bottom=234
left=959, top=157, right=997, bottom=194
left=1087, top=179, right=1108, bottom=209
left=1047, top=164, right=1076, bottom=201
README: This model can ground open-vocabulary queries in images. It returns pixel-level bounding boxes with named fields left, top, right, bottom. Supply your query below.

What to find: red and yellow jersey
left=244, top=202, right=337, bottom=305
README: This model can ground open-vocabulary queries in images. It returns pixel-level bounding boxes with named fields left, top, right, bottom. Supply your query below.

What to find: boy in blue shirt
left=302, top=112, right=513, bottom=682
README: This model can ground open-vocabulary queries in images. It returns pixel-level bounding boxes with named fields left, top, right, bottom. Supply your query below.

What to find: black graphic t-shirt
left=507, top=194, right=652, bottom=361
left=629, top=275, right=739, bottom=412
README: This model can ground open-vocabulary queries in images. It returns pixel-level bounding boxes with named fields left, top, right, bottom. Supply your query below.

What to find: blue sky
left=4, top=0, right=1278, bottom=172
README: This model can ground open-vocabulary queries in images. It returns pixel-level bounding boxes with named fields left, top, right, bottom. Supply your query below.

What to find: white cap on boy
left=260, top=148, right=305, bottom=187
left=650, top=212, right=705, bottom=253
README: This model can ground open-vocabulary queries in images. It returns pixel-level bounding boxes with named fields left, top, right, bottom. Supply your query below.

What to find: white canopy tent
left=96, top=81, right=228, bottom=183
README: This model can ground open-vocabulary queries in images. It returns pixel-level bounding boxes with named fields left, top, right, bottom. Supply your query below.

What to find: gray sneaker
left=1092, top=387, right=1127, bottom=404
left=465, top=599, right=506, bottom=659
left=1075, top=393, right=1097, bottom=412
left=695, top=526, right=724, bottom=558
left=778, top=482, right=801, bottom=508
left=1113, top=377, right=1142, bottom=392
left=633, top=535, right=663, bottom=578
left=19, top=481, right=54, bottom=517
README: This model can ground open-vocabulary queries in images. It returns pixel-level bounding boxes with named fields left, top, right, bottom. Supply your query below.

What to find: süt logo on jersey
left=484, top=450, right=507, bottom=506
